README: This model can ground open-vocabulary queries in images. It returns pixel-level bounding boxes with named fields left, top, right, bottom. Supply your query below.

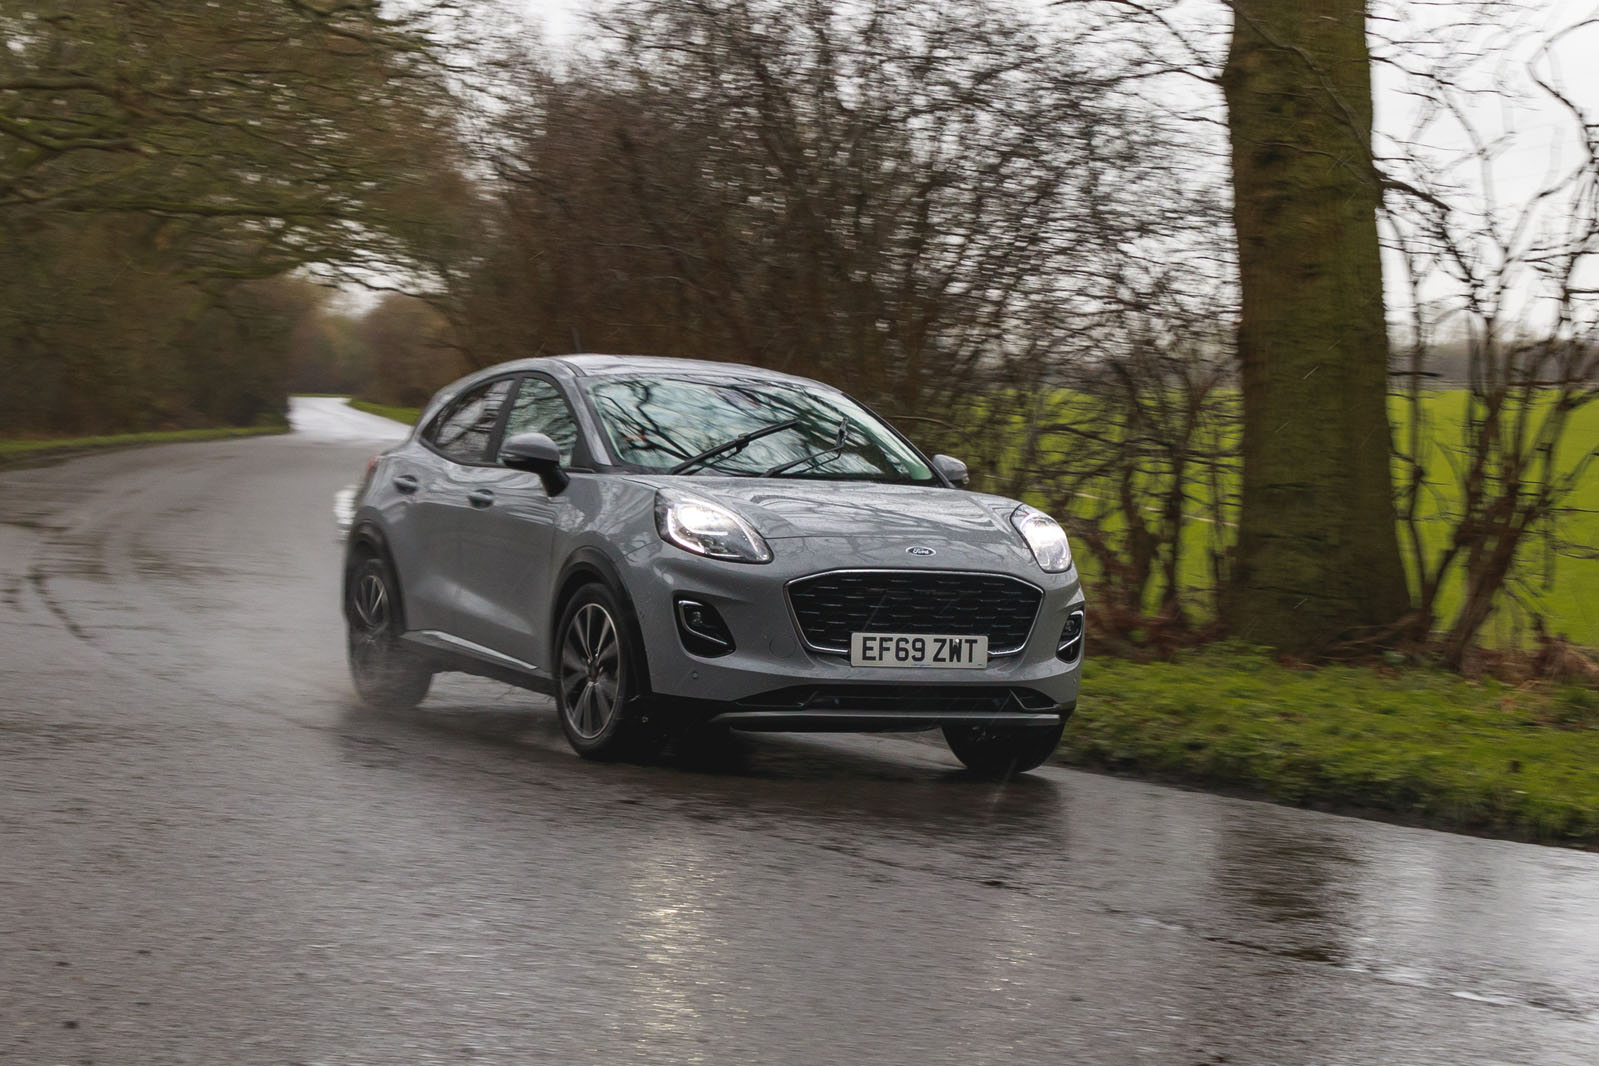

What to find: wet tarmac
left=2, top=399, right=1597, bottom=1065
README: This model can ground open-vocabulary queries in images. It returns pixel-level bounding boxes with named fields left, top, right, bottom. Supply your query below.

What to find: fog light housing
left=1057, top=609, right=1085, bottom=662
left=675, top=597, right=735, bottom=657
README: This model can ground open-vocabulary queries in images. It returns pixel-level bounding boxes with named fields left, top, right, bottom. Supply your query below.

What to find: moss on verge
left=1063, top=645, right=1599, bottom=847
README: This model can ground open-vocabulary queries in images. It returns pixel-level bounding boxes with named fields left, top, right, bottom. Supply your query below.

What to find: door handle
left=468, top=488, right=496, bottom=508
left=393, top=474, right=419, bottom=494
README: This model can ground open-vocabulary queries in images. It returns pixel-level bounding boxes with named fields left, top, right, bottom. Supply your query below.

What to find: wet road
left=3, top=400, right=1598, bottom=1065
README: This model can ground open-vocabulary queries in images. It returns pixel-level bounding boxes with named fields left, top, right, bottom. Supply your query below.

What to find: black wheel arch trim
left=343, top=521, right=405, bottom=628
left=553, top=546, right=653, bottom=699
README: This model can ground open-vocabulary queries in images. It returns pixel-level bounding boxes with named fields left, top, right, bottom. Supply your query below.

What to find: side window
left=424, top=378, right=513, bottom=464
left=500, top=377, right=580, bottom=466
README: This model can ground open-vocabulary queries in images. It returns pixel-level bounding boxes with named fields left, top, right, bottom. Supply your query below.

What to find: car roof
left=468, top=353, right=830, bottom=390
left=551, top=353, right=826, bottom=387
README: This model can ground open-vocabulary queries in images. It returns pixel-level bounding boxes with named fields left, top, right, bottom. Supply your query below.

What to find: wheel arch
left=552, top=547, right=653, bottom=698
left=343, top=521, right=407, bottom=629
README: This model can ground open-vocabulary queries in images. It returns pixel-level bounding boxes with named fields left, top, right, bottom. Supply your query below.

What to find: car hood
left=641, top=476, right=1026, bottom=545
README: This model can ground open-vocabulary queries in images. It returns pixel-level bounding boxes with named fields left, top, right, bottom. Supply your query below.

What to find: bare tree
left=455, top=0, right=1191, bottom=411
left=1023, top=278, right=1238, bottom=652
left=1382, top=6, right=1599, bottom=667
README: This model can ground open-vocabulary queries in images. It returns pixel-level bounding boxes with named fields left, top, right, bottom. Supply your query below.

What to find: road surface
left=2, top=398, right=1596, bottom=1065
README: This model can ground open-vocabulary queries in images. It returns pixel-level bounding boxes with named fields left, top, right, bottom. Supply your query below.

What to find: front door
left=450, top=376, right=582, bottom=669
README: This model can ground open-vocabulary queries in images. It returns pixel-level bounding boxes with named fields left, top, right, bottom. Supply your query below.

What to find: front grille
left=786, top=570, right=1042, bottom=655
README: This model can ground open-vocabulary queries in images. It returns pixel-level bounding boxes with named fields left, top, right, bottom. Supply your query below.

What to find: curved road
left=2, top=399, right=1597, bottom=1065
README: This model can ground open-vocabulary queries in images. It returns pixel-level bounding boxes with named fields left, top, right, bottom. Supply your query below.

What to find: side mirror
left=501, top=432, right=570, bottom=495
left=932, top=453, right=969, bottom=487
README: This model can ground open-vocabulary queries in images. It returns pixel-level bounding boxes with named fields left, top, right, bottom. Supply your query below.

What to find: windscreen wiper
left=762, top=417, right=850, bottom=477
left=671, top=418, right=802, bottom=475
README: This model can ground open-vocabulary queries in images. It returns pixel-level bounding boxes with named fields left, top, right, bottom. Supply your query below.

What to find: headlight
left=655, top=489, right=773, bottom=563
left=1011, top=505, right=1072, bottom=573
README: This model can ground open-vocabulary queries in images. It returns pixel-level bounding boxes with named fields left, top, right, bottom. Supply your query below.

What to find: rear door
left=451, top=375, right=583, bottom=668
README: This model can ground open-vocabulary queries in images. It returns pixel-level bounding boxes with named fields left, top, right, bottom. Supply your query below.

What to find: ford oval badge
left=906, top=546, right=936, bottom=557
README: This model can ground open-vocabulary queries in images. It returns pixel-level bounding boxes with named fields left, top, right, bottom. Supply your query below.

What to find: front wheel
left=554, top=583, right=664, bottom=761
left=346, top=554, right=432, bottom=709
left=942, top=719, right=1065, bottom=777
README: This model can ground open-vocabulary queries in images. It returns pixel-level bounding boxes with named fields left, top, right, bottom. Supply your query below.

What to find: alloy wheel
left=349, top=570, right=392, bottom=683
left=560, top=602, right=622, bottom=739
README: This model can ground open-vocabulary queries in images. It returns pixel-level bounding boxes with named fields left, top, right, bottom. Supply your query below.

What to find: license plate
left=849, top=633, right=988, bottom=668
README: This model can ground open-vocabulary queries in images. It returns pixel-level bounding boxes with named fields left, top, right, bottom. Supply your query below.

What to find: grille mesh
left=787, top=570, right=1042, bottom=654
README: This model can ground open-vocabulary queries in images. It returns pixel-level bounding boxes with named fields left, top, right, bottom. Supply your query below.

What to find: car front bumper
left=621, top=537, right=1085, bottom=722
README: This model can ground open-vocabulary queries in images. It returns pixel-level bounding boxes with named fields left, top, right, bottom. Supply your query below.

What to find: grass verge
left=0, top=423, right=289, bottom=468
left=348, top=399, right=421, bottom=425
left=1063, top=645, right=1599, bottom=848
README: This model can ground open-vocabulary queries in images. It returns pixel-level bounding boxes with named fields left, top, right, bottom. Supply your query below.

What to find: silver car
left=342, top=355, right=1086, bottom=774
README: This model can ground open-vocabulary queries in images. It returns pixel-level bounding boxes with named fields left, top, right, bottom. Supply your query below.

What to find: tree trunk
left=1221, top=0, right=1411, bottom=654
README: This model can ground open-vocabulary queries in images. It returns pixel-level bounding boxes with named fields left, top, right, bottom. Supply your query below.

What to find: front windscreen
left=584, top=376, right=935, bottom=483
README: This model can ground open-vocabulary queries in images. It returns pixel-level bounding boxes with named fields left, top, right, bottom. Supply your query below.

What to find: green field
left=1042, top=390, right=1599, bottom=651
left=1393, top=392, right=1599, bottom=650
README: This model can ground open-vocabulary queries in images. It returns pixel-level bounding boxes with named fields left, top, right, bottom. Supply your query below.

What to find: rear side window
left=424, top=378, right=513, bottom=464
left=500, top=377, right=580, bottom=466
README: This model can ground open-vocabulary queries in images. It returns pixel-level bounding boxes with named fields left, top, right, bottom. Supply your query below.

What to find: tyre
left=346, top=553, right=432, bottom=709
left=554, top=582, right=664, bottom=760
left=942, top=719, right=1065, bottom=777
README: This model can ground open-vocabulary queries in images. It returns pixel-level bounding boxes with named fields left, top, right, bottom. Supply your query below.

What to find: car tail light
left=355, top=454, right=379, bottom=498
